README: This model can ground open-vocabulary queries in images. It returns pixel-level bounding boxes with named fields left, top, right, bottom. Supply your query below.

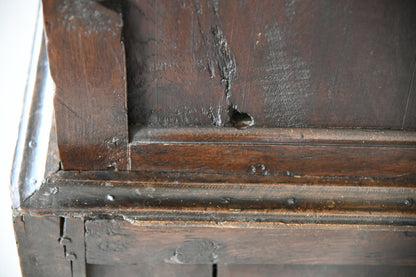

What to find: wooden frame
left=12, top=0, right=416, bottom=276
left=41, top=0, right=416, bottom=178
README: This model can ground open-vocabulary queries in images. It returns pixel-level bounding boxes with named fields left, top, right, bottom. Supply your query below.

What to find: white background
left=0, top=0, right=40, bottom=276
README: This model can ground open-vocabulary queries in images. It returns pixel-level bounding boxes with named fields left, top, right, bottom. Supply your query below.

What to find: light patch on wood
left=284, top=0, right=300, bottom=20
left=165, top=239, right=221, bottom=264
left=261, top=22, right=311, bottom=127
left=56, top=0, right=123, bottom=36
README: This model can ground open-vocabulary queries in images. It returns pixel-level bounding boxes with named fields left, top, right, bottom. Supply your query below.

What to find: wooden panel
left=87, top=264, right=212, bottom=277
left=125, top=0, right=416, bottom=129
left=85, top=220, right=416, bottom=265
left=13, top=215, right=71, bottom=277
left=42, top=0, right=128, bottom=170
left=219, top=265, right=416, bottom=277
left=130, top=128, right=416, bottom=177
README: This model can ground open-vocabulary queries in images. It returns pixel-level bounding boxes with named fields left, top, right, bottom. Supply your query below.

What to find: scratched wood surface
left=125, top=0, right=416, bottom=129
left=42, top=0, right=128, bottom=170
left=13, top=215, right=72, bottom=277
left=131, top=143, right=416, bottom=177
left=130, top=127, right=416, bottom=177
left=85, top=220, right=416, bottom=265
left=24, top=170, right=416, bottom=223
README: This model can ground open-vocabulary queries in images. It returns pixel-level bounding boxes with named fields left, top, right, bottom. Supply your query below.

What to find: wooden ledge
left=130, top=126, right=416, bottom=145
left=21, top=171, right=416, bottom=226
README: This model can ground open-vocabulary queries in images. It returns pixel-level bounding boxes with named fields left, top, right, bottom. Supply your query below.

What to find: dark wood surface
left=85, top=219, right=416, bottom=265
left=86, top=264, right=416, bottom=277
left=24, top=171, right=416, bottom=226
left=41, top=0, right=416, bottom=173
left=15, top=1, right=416, bottom=276
left=42, top=0, right=128, bottom=170
left=131, top=141, right=416, bottom=177
left=126, top=0, right=416, bottom=129
left=62, top=217, right=86, bottom=277
left=219, top=265, right=416, bottom=277
left=130, top=126, right=416, bottom=145
left=404, top=66, right=416, bottom=129
left=87, top=264, right=212, bottom=277
left=130, top=127, right=416, bottom=177
left=13, top=215, right=72, bottom=277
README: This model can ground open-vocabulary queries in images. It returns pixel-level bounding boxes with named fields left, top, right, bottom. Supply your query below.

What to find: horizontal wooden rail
left=130, top=127, right=416, bottom=145
left=85, top=220, right=416, bottom=265
left=129, top=127, right=416, bottom=177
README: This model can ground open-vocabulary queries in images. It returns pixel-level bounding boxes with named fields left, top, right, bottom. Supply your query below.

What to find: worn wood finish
left=130, top=128, right=416, bottom=177
left=126, top=0, right=416, bottom=129
left=39, top=169, right=416, bottom=188
left=219, top=265, right=416, bottom=277
left=22, top=171, right=416, bottom=226
left=130, top=127, right=416, bottom=145
left=130, top=143, right=416, bottom=177
left=85, top=219, right=416, bottom=265
left=13, top=215, right=72, bottom=277
left=42, top=0, right=128, bottom=170
left=87, top=264, right=212, bottom=277
left=23, top=1, right=416, bottom=275
left=62, top=217, right=86, bottom=277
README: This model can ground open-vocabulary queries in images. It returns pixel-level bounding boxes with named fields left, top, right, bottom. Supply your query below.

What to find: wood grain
left=35, top=1, right=416, bottom=274
left=87, top=264, right=212, bottom=277
left=24, top=170, right=416, bottom=226
left=131, top=143, right=416, bottom=177
left=85, top=219, right=416, bottom=265
left=42, top=0, right=128, bottom=170
left=130, top=126, right=416, bottom=145
left=130, top=128, right=416, bottom=177
left=62, top=217, right=86, bottom=277
left=403, top=58, right=416, bottom=129
left=125, top=0, right=416, bottom=129
left=219, top=265, right=416, bottom=277
left=13, top=215, right=72, bottom=277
